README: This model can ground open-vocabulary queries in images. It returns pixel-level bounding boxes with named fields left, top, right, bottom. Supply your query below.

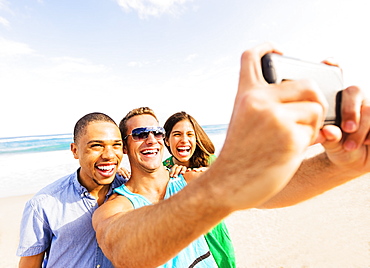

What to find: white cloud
left=0, top=16, right=9, bottom=28
left=0, top=38, right=34, bottom=57
left=116, top=0, right=194, bottom=18
left=184, top=53, right=198, bottom=63
left=127, top=60, right=150, bottom=67
left=0, top=0, right=11, bottom=28
left=0, top=0, right=8, bottom=10
left=49, top=57, right=109, bottom=74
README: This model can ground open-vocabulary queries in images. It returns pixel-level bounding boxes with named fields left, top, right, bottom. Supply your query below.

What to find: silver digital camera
left=261, top=53, right=343, bottom=126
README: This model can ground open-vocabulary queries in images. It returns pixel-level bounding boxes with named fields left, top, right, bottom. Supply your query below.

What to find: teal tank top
left=114, top=176, right=217, bottom=268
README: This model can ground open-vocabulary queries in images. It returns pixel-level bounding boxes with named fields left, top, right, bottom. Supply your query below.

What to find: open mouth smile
left=141, top=148, right=159, bottom=157
left=96, top=164, right=116, bottom=177
left=177, top=146, right=191, bottom=157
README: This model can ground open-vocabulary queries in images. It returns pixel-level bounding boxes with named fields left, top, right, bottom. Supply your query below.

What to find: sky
left=0, top=0, right=369, bottom=138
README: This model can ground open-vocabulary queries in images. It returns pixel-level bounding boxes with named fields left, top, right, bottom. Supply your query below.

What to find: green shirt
left=163, top=155, right=236, bottom=268
left=162, top=154, right=217, bottom=169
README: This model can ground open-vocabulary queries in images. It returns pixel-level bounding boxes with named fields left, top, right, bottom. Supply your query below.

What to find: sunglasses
left=124, top=126, right=166, bottom=141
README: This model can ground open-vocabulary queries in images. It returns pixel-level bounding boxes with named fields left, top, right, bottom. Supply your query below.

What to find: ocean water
left=0, top=124, right=228, bottom=198
left=0, top=134, right=73, bottom=154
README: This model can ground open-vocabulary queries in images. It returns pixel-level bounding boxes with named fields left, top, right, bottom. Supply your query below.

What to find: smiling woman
left=163, top=111, right=216, bottom=169
left=163, top=111, right=235, bottom=268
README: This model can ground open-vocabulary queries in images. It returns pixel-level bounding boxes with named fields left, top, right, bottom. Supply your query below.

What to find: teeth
left=178, top=146, right=190, bottom=151
left=142, top=149, right=157, bottom=154
left=97, top=165, right=115, bottom=171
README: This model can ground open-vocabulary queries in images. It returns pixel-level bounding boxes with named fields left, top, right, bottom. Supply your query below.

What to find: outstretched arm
left=261, top=86, right=370, bottom=208
left=93, top=43, right=327, bottom=268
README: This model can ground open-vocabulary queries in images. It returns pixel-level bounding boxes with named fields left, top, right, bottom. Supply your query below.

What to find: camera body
left=261, top=53, right=343, bottom=126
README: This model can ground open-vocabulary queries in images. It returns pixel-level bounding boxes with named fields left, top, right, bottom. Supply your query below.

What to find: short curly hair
left=73, top=112, right=117, bottom=143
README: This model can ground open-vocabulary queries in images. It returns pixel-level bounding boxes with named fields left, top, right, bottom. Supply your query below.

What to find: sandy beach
left=226, top=174, right=370, bottom=267
left=2, top=142, right=370, bottom=268
left=0, top=194, right=33, bottom=268
left=2, top=176, right=369, bottom=268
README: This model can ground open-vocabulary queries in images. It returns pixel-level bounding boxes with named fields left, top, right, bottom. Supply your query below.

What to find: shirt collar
left=72, top=168, right=125, bottom=198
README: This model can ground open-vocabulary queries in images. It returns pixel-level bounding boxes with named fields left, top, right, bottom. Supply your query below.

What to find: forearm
left=19, top=252, right=45, bottom=268
left=95, top=156, right=293, bottom=267
left=95, top=175, right=231, bottom=268
left=260, top=151, right=363, bottom=208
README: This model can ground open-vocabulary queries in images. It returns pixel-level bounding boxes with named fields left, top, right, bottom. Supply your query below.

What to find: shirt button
left=96, top=265, right=101, bottom=268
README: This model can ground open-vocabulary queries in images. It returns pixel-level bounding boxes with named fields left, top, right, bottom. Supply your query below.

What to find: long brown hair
left=163, top=112, right=215, bottom=168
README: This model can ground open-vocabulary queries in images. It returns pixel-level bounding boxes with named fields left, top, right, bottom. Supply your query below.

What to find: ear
left=123, top=142, right=128, bottom=155
left=70, top=143, right=79, bottom=159
left=165, top=138, right=170, bottom=147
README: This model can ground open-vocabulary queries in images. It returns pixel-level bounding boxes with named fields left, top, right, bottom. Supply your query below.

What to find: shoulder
left=112, top=174, right=128, bottom=188
left=24, top=172, right=81, bottom=215
left=113, top=184, right=152, bottom=208
left=113, top=184, right=130, bottom=196
left=39, top=172, right=76, bottom=193
left=29, top=172, right=77, bottom=204
left=93, top=193, right=133, bottom=225
left=166, top=175, right=187, bottom=195
left=106, top=193, right=133, bottom=208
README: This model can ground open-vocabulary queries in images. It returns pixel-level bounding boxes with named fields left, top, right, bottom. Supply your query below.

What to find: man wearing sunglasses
left=93, top=43, right=370, bottom=268
left=113, top=107, right=218, bottom=267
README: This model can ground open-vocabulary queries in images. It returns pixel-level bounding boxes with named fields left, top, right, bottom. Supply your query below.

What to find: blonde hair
left=119, top=107, right=158, bottom=139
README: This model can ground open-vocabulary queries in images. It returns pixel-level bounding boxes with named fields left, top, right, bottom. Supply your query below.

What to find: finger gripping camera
left=261, top=53, right=343, bottom=126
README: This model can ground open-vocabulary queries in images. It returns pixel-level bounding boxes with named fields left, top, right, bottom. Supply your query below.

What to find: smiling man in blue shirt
left=17, top=112, right=127, bottom=268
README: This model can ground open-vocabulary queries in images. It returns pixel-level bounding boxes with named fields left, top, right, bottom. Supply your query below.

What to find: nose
left=180, top=133, right=189, bottom=142
left=145, top=132, right=158, bottom=144
left=102, top=145, right=116, bottom=160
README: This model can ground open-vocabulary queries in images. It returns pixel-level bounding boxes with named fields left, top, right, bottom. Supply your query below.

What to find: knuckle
left=361, top=104, right=370, bottom=116
left=345, top=85, right=361, bottom=95
left=240, top=50, right=254, bottom=62
left=342, top=105, right=356, bottom=118
left=299, top=79, right=320, bottom=93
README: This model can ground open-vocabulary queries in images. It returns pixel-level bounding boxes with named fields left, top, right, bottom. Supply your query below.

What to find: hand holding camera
left=261, top=53, right=343, bottom=126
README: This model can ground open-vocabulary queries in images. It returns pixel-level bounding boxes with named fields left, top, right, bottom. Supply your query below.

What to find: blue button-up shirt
left=17, top=170, right=127, bottom=267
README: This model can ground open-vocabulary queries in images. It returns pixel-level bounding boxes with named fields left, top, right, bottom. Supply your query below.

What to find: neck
left=90, top=185, right=110, bottom=206
left=77, top=169, right=111, bottom=206
left=172, top=156, right=190, bottom=168
left=127, top=165, right=170, bottom=203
